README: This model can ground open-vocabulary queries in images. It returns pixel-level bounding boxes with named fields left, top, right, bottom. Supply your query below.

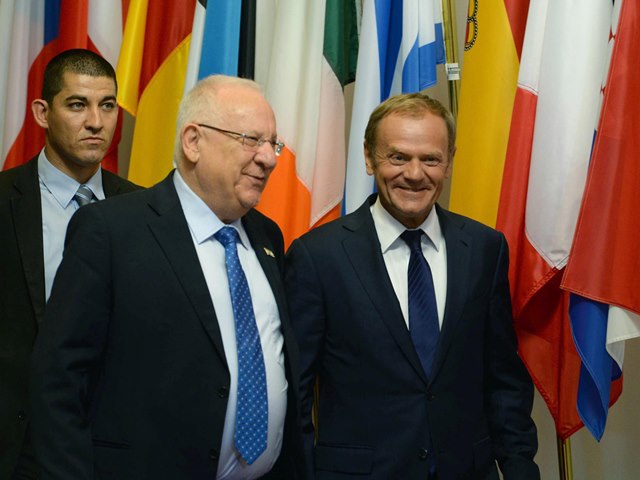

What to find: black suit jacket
left=0, top=156, right=138, bottom=479
left=29, top=173, right=301, bottom=479
left=285, top=195, right=539, bottom=480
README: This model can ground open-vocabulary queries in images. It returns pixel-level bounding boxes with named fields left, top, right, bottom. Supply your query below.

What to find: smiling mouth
left=398, top=185, right=428, bottom=192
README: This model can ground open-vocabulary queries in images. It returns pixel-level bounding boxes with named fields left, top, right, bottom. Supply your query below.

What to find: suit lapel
left=145, top=174, right=226, bottom=362
left=243, top=210, right=300, bottom=379
left=242, top=211, right=286, bottom=316
left=343, top=198, right=430, bottom=385
left=430, top=206, right=471, bottom=382
left=11, top=158, right=46, bottom=322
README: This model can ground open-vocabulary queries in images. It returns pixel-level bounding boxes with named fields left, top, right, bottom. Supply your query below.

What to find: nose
left=255, top=141, right=278, bottom=170
left=84, top=105, right=104, bottom=131
left=403, top=158, right=425, bottom=181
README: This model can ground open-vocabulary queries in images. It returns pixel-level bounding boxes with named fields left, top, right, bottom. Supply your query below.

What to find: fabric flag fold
left=449, top=0, right=529, bottom=227
left=117, top=0, right=196, bottom=187
left=343, top=0, right=444, bottom=214
left=256, top=0, right=358, bottom=248
left=184, top=0, right=242, bottom=93
left=562, top=0, right=639, bottom=441
left=496, top=0, right=617, bottom=439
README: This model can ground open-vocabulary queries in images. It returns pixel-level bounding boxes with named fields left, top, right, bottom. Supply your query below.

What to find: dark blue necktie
left=400, top=229, right=440, bottom=379
left=214, top=226, right=268, bottom=465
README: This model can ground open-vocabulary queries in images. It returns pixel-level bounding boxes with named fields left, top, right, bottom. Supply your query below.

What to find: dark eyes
left=384, top=153, right=445, bottom=168
left=67, top=102, right=116, bottom=111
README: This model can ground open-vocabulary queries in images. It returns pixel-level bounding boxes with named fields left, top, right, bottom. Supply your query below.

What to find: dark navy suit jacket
left=0, top=157, right=138, bottom=479
left=285, top=195, right=539, bottom=480
left=29, top=173, right=301, bottom=479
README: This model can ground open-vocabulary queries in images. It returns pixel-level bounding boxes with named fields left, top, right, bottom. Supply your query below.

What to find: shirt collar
left=371, top=196, right=444, bottom=253
left=173, top=169, right=249, bottom=248
left=38, top=150, right=105, bottom=208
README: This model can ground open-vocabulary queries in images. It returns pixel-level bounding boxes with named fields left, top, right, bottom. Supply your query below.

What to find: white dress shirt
left=38, top=151, right=104, bottom=300
left=370, top=198, right=448, bottom=329
left=173, top=171, right=287, bottom=480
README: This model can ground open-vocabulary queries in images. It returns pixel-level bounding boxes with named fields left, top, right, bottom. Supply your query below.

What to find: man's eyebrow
left=63, top=95, right=88, bottom=103
left=63, top=94, right=117, bottom=103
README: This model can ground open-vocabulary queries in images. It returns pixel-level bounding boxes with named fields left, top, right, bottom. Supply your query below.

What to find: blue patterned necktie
left=400, top=229, right=440, bottom=379
left=74, top=184, right=94, bottom=207
left=214, top=226, right=268, bottom=465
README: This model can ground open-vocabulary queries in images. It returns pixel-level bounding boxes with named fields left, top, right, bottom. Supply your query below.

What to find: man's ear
left=31, top=99, right=49, bottom=129
left=181, top=124, right=201, bottom=165
left=445, top=146, right=456, bottom=179
left=364, top=143, right=375, bottom=176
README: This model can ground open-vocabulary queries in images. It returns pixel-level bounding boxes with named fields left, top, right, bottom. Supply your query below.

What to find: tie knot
left=74, top=184, right=94, bottom=207
left=400, top=229, right=424, bottom=253
left=214, top=226, right=240, bottom=247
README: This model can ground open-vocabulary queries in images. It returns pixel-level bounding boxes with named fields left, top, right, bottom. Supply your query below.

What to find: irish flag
left=256, top=0, right=358, bottom=248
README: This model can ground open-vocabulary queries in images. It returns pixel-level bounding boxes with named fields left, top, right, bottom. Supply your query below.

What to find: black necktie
left=400, top=229, right=440, bottom=378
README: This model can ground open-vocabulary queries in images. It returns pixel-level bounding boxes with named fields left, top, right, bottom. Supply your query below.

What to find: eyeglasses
left=374, top=151, right=448, bottom=168
left=197, top=123, right=285, bottom=156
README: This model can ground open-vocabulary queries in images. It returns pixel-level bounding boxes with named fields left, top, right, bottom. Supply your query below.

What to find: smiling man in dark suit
left=285, top=93, right=539, bottom=479
left=0, top=49, right=138, bottom=480
left=30, top=75, right=301, bottom=479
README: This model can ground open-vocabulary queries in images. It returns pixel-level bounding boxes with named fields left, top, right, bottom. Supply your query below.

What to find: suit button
left=217, top=386, right=229, bottom=398
left=427, top=393, right=436, bottom=401
left=209, top=448, right=219, bottom=460
left=17, top=410, right=27, bottom=421
left=419, top=448, right=429, bottom=460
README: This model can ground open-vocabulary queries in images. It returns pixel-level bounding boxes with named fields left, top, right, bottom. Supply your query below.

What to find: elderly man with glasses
left=30, top=75, right=302, bottom=480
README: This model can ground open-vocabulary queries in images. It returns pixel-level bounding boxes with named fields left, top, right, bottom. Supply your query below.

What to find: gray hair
left=173, top=75, right=263, bottom=164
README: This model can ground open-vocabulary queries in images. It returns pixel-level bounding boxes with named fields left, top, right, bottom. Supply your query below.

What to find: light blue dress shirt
left=38, top=151, right=104, bottom=300
left=173, top=170, right=287, bottom=479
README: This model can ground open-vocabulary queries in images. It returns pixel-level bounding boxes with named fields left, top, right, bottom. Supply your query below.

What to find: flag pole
left=441, top=0, right=460, bottom=118
left=557, top=436, right=574, bottom=480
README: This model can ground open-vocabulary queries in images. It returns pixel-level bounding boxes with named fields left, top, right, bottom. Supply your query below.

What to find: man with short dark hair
left=286, top=92, right=539, bottom=479
left=0, top=48, right=138, bottom=479
left=30, top=75, right=301, bottom=479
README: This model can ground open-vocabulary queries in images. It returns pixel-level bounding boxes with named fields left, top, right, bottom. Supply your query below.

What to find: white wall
left=532, top=340, right=640, bottom=479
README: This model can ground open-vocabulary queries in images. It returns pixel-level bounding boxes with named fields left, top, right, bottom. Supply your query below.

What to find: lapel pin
left=263, top=247, right=275, bottom=258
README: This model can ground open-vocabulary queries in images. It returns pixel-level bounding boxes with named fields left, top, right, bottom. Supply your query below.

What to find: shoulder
left=101, top=169, right=143, bottom=195
left=288, top=209, right=369, bottom=259
left=0, top=159, right=37, bottom=198
left=437, top=205, right=505, bottom=242
left=302, top=214, right=353, bottom=240
left=244, top=208, right=284, bottom=247
left=245, top=207, right=280, bottom=231
left=73, top=181, right=158, bottom=227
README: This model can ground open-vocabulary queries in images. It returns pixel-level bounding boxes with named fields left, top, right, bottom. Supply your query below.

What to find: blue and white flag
left=184, top=0, right=243, bottom=92
left=343, top=0, right=444, bottom=214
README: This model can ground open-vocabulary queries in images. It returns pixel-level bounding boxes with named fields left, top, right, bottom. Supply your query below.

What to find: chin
left=239, top=196, right=261, bottom=211
left=76, top=156, right=104, bottom=167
